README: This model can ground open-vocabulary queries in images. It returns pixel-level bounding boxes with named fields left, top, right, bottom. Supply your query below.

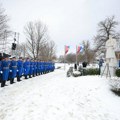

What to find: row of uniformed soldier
left=0, top=55, right=55, bottom=87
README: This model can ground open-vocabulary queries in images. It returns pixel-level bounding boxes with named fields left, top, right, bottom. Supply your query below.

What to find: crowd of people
left=0, top=55, right=55, bottom=87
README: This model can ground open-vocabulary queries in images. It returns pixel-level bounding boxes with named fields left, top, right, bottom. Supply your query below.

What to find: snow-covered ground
left=0, top=64, right=120, bottom=120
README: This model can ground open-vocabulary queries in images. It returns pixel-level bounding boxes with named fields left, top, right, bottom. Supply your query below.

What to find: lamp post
left=12, top=32, right=20, bottom=57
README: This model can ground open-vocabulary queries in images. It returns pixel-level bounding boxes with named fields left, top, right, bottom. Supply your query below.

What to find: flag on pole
left=76, top=45, right=84, bottom=54
left=65, top=45, right=70, bottom=54
left=77, top=46, right=80, bottom=54
left=80, top=45, right=84, bottom=52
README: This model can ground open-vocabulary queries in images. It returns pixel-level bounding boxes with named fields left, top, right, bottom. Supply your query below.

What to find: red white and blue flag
left=76, top=45, right=84, bottom=54
left=65, top=45, right=70, bottom=54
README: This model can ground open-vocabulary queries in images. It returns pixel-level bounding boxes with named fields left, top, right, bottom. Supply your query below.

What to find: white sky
left=1, top=0, right=120, bottom=56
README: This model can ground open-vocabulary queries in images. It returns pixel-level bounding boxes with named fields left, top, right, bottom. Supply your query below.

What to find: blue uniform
left=37, top=61, right=40, bottom=75
left=33, top=61, right=36, bottom=76
left=23, top=60, right=30, bottom=76
left=1, top=60, right=10, bottom=81
left=9, top=60, right=17, bottom=79
left=17, top=59, right=23, bottom=77
left=29, top=61, right=33, bottom=77
left=0, top=61, right=2, bottom=83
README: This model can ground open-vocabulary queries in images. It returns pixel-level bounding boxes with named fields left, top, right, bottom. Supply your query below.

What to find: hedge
left=115, top=69, right=120, bottom=77
left=82, top=68, right=99, bottom=75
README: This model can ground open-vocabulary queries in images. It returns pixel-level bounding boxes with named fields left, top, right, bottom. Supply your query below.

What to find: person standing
left=29, top=59, right=33, bottom=78
left=0, top=57, right=2, bottom=83
left=17, top=57, right=23, bottom=81
left=23, top=58, right=30, bottom=79
left=9, top=57, right=17, bottom=84
left=1, top=55, right=10, bottom=87
left=74, top=63, right=77, bottom=70
left=33, top=59, right=36, bottom=77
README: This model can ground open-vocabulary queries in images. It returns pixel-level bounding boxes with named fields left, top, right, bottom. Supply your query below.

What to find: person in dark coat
left=82, top=61, right=87, bottom=68
left=1, top=55, right=10, bottom=87
left=82, top=61, right=87, bottom=75
left=9, top=56, right=17, bottom=84
left=74, top=63, right=77, bottom=70
left=17, top=57, right=23, bottom=81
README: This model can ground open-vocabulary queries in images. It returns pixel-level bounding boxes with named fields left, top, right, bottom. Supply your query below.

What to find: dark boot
left=10, top=78, right=15, bottom=84
left=1, top=81, right=5, bottom=87
left=25, top=75, right=28, bottom=79
left=29, top=74, right=32, bottom=78
left=10, top=78, right=13, bottom=84
left=33, top=73, right=35, bottom=77
left=17, top=76, right=21, bottom=82
left=12, top=78, right=15, bottom=84
left=17, top=76, right=19, bottom=81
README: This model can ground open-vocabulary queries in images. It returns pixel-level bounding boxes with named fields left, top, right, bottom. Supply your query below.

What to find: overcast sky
left=1, top=0, right=120, bottom=56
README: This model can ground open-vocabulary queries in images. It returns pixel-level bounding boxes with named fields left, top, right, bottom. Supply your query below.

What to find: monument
left=101, top=35, right=117, bottom=77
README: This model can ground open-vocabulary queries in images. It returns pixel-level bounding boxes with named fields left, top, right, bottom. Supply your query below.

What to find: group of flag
left=65, top=45, right=84, bottom=55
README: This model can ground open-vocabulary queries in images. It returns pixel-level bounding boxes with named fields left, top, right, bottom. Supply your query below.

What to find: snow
left=0, top=64, right=120, bottom=120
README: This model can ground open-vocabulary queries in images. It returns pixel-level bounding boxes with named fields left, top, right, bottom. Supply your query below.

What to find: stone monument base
left=101, top=63, right=116, bottom=77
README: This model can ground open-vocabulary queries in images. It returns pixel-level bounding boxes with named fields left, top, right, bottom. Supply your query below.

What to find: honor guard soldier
left=38, top=60, right=41, bottom=75
left=35, top=60, right=38, bottom=76
left=17, top=57, right=23, bottom=81
left=9, top=56, right=17, bottom=84
left=1, top=55, right=10, bottom=87
left=0, top=57, right=2, bottom=83
left=33, top=60, right=36, bottom=77
left=23, top=58, right=30, bottom=79
left=36, top=60, right=40, bottom=75
left=41, top=61, right=44, bottom=74
left=29, top=59, right=33, bottom=78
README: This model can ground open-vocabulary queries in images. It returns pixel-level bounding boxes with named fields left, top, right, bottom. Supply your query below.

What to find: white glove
left=17, top=70, right=19, bottom=72
left=10, top=70, right=12, bottom=72
left=0, top=71, right=3, bottom=74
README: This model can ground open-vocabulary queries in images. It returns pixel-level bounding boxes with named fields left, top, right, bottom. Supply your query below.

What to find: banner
left=65, top=45, right=70, bottom=54
left=77, top=46, right=80, bottom=54
left=76, top=45, right=84, bottom=54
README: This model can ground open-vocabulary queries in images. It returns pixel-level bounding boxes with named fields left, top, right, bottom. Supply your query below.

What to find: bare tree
left=94, top=16, right=120, bottom=55
left=0, top=5, right=10, bottom=53
left=65, top=53, right=76, bottom=63
left=46, top=40, right=56, bottom=60
left=0, top=5, right=9, bottom=39
left=58, top=55, right=64, bottom=63
left=24, top=21, right=56, bottom=60
left=39, top=40, right=56, bottom=61
left=24, top=21, right=47, bottom=59
left=77, top=40, right=95, bottom=63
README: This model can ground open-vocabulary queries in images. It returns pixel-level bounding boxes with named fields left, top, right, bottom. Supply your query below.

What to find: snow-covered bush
left=66, top=67, right=73, bottom=77
left=115, top=69, right=120, bottom=77
left=72, top=71, right=81, bottom=77
left=109, top=78, right=120, bottom=91
left=85, top=68, right=99, bottom=75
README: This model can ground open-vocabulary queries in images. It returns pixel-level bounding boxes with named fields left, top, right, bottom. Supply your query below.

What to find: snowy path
left=0, top=69, right=120, bottom=120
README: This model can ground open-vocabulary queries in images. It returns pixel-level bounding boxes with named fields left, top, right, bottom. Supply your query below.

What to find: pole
left=2, top=30, right=6, bottom=56
left=76, top=45, right=77, bottom=64
left=64, top=45, right=66, bottom=70
left=17, top=32, right=20, bottom=58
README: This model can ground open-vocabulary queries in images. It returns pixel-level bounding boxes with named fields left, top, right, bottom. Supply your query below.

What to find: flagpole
left=64, top=45, right=66, bottom=70
left=76, top=45, right=77, bottom=64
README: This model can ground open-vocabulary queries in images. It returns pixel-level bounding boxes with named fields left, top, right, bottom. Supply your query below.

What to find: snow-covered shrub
left=72, top=71, right=81, bottom=77
left=56, top=66, right=61, bottom=69
left=85, top=68, right=99, bottom=75
left=115, top=69, right=120, bottom=77
left=66, top=67, right=73, bottom=77
left=109, top=78, right=120, bottom=91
